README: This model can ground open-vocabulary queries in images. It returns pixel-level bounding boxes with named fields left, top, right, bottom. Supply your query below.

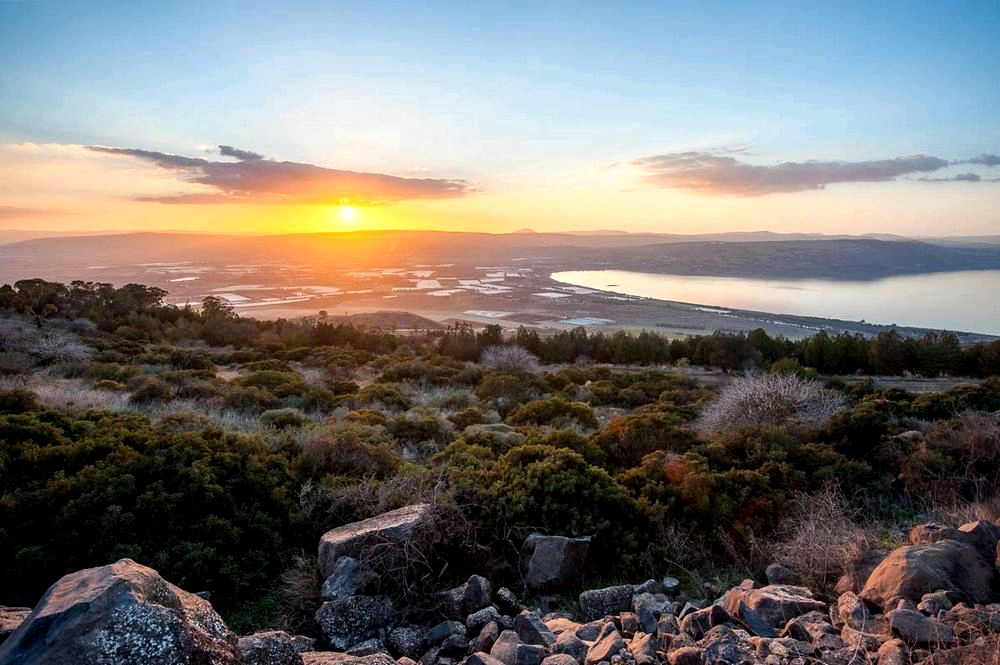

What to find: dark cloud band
left=87, top=145, right=474, bottom=204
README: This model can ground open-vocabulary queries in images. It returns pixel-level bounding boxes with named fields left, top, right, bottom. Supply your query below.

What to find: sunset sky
left=2, top=1, right=999, bottom=236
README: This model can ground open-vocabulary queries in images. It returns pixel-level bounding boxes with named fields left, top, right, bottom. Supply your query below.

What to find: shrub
left=591, top=409, right=697, bottom=469
left=460, top=423, right=524, bottom=455
left=448, top=407, right=488, bottom=430
left=481, top=345, right=541, bottom=374
left=239, top=370, right=306, bottom=397
left=697, top=372, right=846, bottom=436
left=506, top=396, right=598, bottom=429
left=94, top=379, right=126, bottom=391
left=223, top=386, right=280, bottom=414
left=128, top=376, right=173, bottom=404
left=353, top=384, right=412, bottom=411
left=299, top=424, right=401, bottom=479
left=0, top=388, right=40, bottom=413
left=259, top=408, right=309, bottom=429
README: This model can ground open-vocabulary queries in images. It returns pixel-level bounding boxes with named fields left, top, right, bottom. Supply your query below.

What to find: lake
left=551, top=269, right=1000, bottom=336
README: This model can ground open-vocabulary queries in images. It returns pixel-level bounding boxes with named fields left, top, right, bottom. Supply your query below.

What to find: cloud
left=0, top=205, right=59, bottom=219
left=967, top=154, right=1000, bottom=167
left=86, top=145, right=475, bottom=205
left=626, top=151, right=959, bottom=196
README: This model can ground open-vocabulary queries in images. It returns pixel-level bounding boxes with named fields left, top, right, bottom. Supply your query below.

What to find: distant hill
left=2, top=230, right=999, bottom=283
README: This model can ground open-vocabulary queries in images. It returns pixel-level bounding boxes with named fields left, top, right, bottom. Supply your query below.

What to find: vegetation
left=0, top=277, right=998, bottom=631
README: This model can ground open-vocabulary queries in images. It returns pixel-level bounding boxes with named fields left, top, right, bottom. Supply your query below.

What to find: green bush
left=506, top=396, right=598, bottom=429
left=259, top=408, right=309, bottom=429
left=128, top=376, right=173, bottom=404
left=299, top=424, right=400, bottom=480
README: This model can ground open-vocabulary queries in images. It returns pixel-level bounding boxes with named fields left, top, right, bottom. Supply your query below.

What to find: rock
left=722, top=584, right=825, bottom=631
left=439, top=632, right=469, bottom=658
left=318, top=504, right=430, bottom=577
left=732, top=601, right=776, bottom=638
left=921, top=636, right=1000, bottom=665
left=840, top=625, right=882, bottom=653
left=578, top=586, right=635, bottom=622
left=909, top=520, right=1000, bottom=564
left=782, top=611, right=838, bottom=645
left=495, top=587, right=525, bottom=616
left=398, top=658, right=418, bottom=665
left=322, top=556, right=380, bottom=601
left=387, top=626, right=425, bottom=659
left=442, top=576, right=493, bottom=619
left=633, top=579, right=662, bottom=595
left=876, top=638, right=909, bottom=665
left=885, top=608, right=955, bottom=647
left=628, top=632, right=657, bottom=665
left=290, top=635, right=315, bottom=653
left=544, top=617, right=581, bottom=636
left=678, top=604, right=729, bottom=640
left=347, top=638, right=387, bottom=656
left=942, top=604, right=1000, bottom=642
left=765, top=563, right=797, bottom=586
left=666, top=646, right=702, bottom=665
left=301, top=654, right=395, bottom=665
left=490, top=630, right=544, bottom=665
left=860, top=540, right=998, bottom=610
left=467, top=653, right=507, bottom=665
left=541, top=655, right=579, bottom=665
left=0, top=558, right=239, bottom=665
left=522, top=534, right=591, bottom=593
left=766, top=637, right=814, bottom=658
left=574, top=620, right=603, bottom=641
left=514, top=611, right=556, bottom=647
left=553, top=632, right=586, bottom=662
left=0, top=608, right=30, bottom=646
left=239, top=631, right=304, bottom=665
left=315, top=596, right=394, bottom=651
left=474, top=622, right=500, bottom=654
left=662, top=577, right=681, bottom=595
left=468, top=607, right=502, bottom=631
left=698, top=624, right=755, bottom=664
left=917, top=591, right=953, bottom=616
left=425, top=621, right=466, bottom=646
left=835, top=549, right=888, bottom=595
left=584, top=622, right=623, bottom=665
left=620, top=611, right=639, bottom=636
left=836, top=592, right=876, bottom=632
left=656, top=614, right=679, bottom=636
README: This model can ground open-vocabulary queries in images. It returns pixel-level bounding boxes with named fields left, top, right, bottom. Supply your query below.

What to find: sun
left=338, top=205, right=357, bottom=221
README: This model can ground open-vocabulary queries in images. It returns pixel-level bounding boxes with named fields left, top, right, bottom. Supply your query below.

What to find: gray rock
left=876, top=638, right=909, bottom=665
left=474, top=621, right=501, bottom=654
left=0, top=558, right=239, bottom=665
left=698, top=625, right=755, bottom=664
left=439, top=633, right=469, bottom=658
left=347, top=638, right=388, bottom=656
left=301, top=654, right=395, bottom=665
left=732, top=601, right=776, bottom=638
left=782, top=611, right=837, bottom=644
left=425, top=621, right=466, bottom=646
left=553, top=631, right=586, bottom=662
left=765, top=637, right=815, bottom=658
left=661, top=577, right=680, bottom=595
left=522, top=534, right=591, bottom=593
left=466, top=652, right=507, bottom=665
left=290, top=635, right=315, bottom=653
left=678, top=605, right=729, bottom=641
left=840, top=625, right=881, bottom=653
left=835, top=549, right=887, bottom=595
left=514, top=611, right=556, bottom=647
left=722, top=584, right=825, bottom=631
left=322, top=556, right=380, bottom=602
left=917, top=591, right=953, bottom=616
left=584, top=623, right=623, bottom=665
left=239, top=631, right=304, bottom=665
left=318, top=504, right=431, bottom=577
left=633, top=579, right=662, bottom=595
left=490, top=630, right=544, bottom=665
left=468, top=607, right=502, bottom=631
left=764, top=563, right=797, bottom=586
left=885, top=608, right=955, bottom=647
left=574, top=620, right=603, bottom=641
left=315, top=596, right=394, bottom=651
left=578, top=586, right=634, bottom=622
left=541, top=655, right=579, bottom=665
left=387, top=626, right=425, bottom=659
left=495, top=587, right=525, bottom=616
left=441, top=575, right=492, bottom=618
left=836, top=592, right=875, bottom=632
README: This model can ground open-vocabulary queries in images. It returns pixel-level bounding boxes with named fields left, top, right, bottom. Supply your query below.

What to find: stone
left=439, top=633, right=469, bottom=658
left=698, top=624, right=755, bottom=664
left=633, top=579, right=662, bottom=595
left=861, top=540, right=998, bottom=610
left=544, top=617, right=581, bottom=636
left=397, top=658, right=418, bottom=665
left=836, top=592, right=875, bottom=632
left=835, top=549, right=888, bottom=595
left=627, top=632, right=657, bottom=665
left=553, top=631, right=587, bottom=662
left=290, top=635, right=315, bottom=653
left=678, top=604, right=729, bottom=640
left=917, top=591, right=953, bottom=616
left=0, top=559, right=239, bottom=665
left=766, top=637, right=814, bottom=658
left=301, top=654, right=395, bottom=665
left=732, top=601, right=777, bottom=638
left=514, top=611, right=556, bottom=647
left=840, top=626, right=881, bottom=653
left=575, top=620, right=603, bottom=641
left=541, top=655, right=579, bottom=665
left=0, top=608, right=30, bottom=646
left=239, top=631, right=304, bottom=665
left=467, top=653, right=507, bottom=665
left=315, top=596, right=394, bottom=651
left=921, top=636, right=1000, bottom=665
left=782, top=611, right=836, bottom=643
left=425, top=621, right=466, bottom=646
left=722, top=585, right=825, bottom=631
left=318, top=504, right=430, bottom=577
left=765, top=563, right=797, bottom=586
left=885, top=608, right=955, bottom=647
left=578, top=586, right=634, bottom=622
left=347, top=638, right=387, bottom=656
left=584, top=623, right=623, bottom=665
left=468, top=607, right=502, bottom=631
left=388, top=626, right=425, bottom=659
left=441, top=576, right=493, bottom=619
left=876, top=638, right=909, bottom=665
left=495, top=587, right=525, bottom=616
left=522, top=534, right=591, bottom=593
left=909, top=520, right=1000, bottom=564
left=619, top=612, right=638, bottom=636
left=666, top=646, right=702, bottom=665
left=474, top=622, right=500, bottom=654
left=493, top=634, right=545, bottom=665
left=321, top=556, right=380, bottom=601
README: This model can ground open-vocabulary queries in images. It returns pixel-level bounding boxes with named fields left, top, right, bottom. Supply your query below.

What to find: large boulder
left=239, top=630, right=304, bottom=665
left=319, top=504, right=431, bottom=577
left=315, top=596, right=394, bottom=651
left=321, top=557, right=380, bottom=602
left=0, top=558, right=239, bottom=665
left=440, top=575, right=492, bottom=619
left=885, top=608, right=955, bottom=647
left=860, top=540, right=998, bottom=610
left=835, top=549, right=887, bottom=595
left=521, top=534, right=590, bottom=593
left=721, top=584, right=825, bottom=631
left=910, top=520, right=1000, bottom=564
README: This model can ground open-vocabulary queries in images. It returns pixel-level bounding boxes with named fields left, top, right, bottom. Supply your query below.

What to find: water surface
left=551, top=269, right=1000, bottom=335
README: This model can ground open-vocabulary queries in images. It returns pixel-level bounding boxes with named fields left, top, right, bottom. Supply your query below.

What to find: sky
left=1, top=0, right=999, bottom=236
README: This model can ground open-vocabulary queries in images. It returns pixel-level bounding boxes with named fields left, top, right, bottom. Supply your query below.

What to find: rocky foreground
left=1, top=505, right=998, bottom=665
